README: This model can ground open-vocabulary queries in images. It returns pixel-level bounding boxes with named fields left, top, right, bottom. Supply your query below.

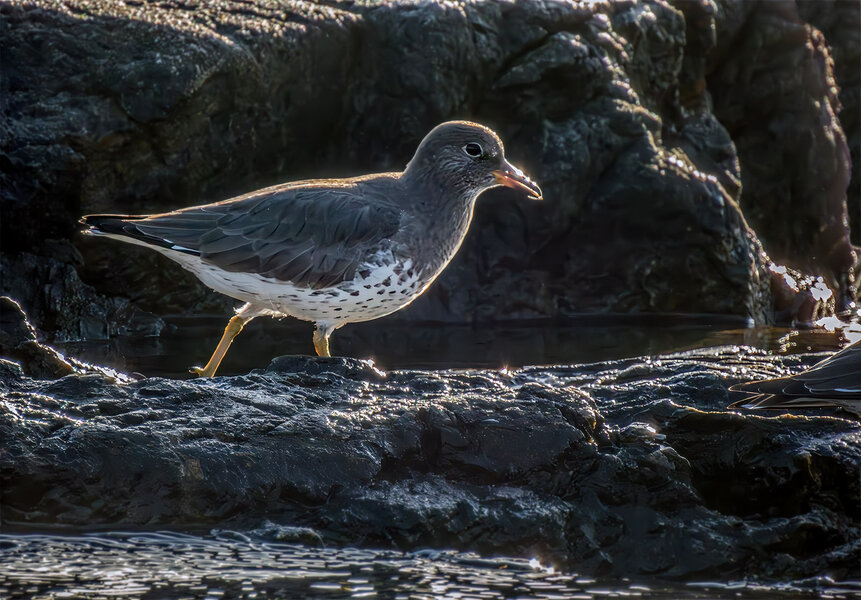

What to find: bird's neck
left=401, top=160, right=481, bottom=216
left=400, top=163, right=483, bottom=273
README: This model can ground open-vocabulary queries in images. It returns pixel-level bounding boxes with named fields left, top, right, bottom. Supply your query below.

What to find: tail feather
left=80, top=214, right=199, bottom=255
left=81, top=214, right=146, bottom=234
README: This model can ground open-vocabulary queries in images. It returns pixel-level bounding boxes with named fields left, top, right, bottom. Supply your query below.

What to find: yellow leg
left=190, top=314, right=249, bottom=377
left=313, top=325, right=332, bottom=357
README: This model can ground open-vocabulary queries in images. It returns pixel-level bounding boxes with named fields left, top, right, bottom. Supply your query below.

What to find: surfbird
left=82, top=121, right=542, bottom=377
left=728, top=340, right=861, bottom=416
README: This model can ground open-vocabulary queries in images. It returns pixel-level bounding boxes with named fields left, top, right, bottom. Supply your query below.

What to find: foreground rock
left=3, top=0, right=856, bottom=340
left=0, top=296, right=74, bottom=378
left=0, top=296, right=135, bottom=382
left=1, top=348, right=857, bottom=581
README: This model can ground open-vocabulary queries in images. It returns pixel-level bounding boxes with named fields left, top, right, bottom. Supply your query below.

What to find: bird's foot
left=189, top=365, right=213, bottom=378
left=313, top=324, right=332, bottom=357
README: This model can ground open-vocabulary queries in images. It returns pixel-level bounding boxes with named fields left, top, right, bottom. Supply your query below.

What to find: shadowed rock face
left=796, top=0, right=861, bottom=248
left=1, top=348, right=858, bottom=581
left=0, top=248, right=164, bottom=342
left=2, top=0, right=856, bottom=341
left=706, top=0, right=858, bottom=308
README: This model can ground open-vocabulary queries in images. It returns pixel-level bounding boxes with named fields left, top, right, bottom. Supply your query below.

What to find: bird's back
left=83, top=173, right=409, bottom=290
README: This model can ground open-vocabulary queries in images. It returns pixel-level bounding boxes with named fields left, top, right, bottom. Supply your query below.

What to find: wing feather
left=86, top=177, right=405, bottom=289
left=728, top=341, right=861, bottom=416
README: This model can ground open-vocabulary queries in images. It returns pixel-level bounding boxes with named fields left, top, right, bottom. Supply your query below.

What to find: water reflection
left=55, top=314, right=858, bottom=378
left=0, top=532, right=855, bottom=599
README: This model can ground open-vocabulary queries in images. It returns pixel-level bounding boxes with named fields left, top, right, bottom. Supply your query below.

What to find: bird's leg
left=190, top=314, right=250, bottom=377
left=313, top=324, right=332, bottom=357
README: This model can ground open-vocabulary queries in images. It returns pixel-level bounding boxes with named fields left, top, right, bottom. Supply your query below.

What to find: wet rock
left=0, top=296, right=74, bottom=378
left=0, top=297, right=138, bottom=382
left=0, top=247, right=164, bottom=342
left=0, top=348, right=857, bottom=581
left=769, top=263, right=836, bottom=325
left=707, top=0, right=858, bottom=307
left=8, top=0, right=851, bottom=335
left=266, top=354, right=387, bottom=382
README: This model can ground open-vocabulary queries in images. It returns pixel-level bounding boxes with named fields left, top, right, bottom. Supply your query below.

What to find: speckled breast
left=271, top=258, right=428, bottom=325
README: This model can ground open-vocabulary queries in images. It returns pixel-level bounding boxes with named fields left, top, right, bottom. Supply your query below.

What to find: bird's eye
left=463, top=142, right=483, bottom=158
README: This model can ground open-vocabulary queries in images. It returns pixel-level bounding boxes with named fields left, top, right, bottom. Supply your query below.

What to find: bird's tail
left=80, top=214, right=148, bottom=236
left=80, top=213, right=201, bottom=256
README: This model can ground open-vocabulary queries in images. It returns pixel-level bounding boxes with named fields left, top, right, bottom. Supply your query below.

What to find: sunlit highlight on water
left=0, top=532, right=856, bottom=599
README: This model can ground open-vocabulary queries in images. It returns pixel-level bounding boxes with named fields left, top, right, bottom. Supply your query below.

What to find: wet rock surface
left=2, top=348, right=858, bottom=581
left=0, top=247, right=164, bottom=342
left=3, top=0, right=857, bottom=339
left=0, top=296, right=74, bottom=378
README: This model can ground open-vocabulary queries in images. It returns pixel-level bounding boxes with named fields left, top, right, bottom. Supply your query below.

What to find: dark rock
left=769, top=263, right=836, bottom=325
left=0, top=296, right=139, bottom=381
left=1, top=347, right=857, bottom=581
left=7, top=0, right=852, bottom=336
left=0, top=247, right=164, bottom=342
left=0, top=296, right=73, bottom=378
left=797, top=0, right=861, bottom=246
left=265, top=354, right=387, bottom=382
left=707, top=0, right=858, bottom=308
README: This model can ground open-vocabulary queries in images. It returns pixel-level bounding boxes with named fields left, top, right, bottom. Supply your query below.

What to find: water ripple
left=0, top=532, right=855, bottom=599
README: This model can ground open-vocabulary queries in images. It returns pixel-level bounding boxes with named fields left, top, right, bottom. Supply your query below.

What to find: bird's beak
left=492, top=160, right=542, bottom=200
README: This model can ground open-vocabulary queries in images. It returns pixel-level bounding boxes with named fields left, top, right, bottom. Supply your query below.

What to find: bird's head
left=404, top=121, right=542, bottom=202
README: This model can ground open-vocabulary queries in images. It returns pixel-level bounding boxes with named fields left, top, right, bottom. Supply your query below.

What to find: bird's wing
left=728, top=341, right=861, bottom=415
left=794, top=342, right=861, bottom=392
left=88, top=179, right=405, bottom=289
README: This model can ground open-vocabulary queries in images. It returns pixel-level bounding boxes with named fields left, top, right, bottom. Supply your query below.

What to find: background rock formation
left=797, top=0, right=861, bottom=247
left=2, top=0, right=857, bottom=341
left=707, top=0, right=859, bottom=307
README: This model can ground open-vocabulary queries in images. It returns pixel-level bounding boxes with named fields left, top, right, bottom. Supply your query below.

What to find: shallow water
left=55, top=314, right=858, bottom=378
left=0, top=531, right=857, bottom=600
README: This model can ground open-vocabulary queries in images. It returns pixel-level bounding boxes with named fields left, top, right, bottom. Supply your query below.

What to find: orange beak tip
left=493, top=170, right=543, bottom=201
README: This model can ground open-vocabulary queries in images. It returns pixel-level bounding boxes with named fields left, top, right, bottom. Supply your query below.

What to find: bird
left=81, top=121, right=542, bottom=377
left=728, top=340, right=861, bottom=417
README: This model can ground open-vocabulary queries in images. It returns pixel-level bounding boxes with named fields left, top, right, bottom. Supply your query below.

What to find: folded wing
left=728, top=341, right=861, bottom=416
left=82, top=179, right=404, bottom=289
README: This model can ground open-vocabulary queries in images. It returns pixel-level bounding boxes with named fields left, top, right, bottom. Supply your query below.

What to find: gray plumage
left=86, top=177, right=405, bottom=290
left=80, top=121, right=542, bottom=375
left=728, top=341, right=861, bottom=416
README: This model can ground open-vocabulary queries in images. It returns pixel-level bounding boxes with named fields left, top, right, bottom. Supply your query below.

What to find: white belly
left=166, top=249, right=427, bottom=325
left=96, top=231, right=435, bottom=326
